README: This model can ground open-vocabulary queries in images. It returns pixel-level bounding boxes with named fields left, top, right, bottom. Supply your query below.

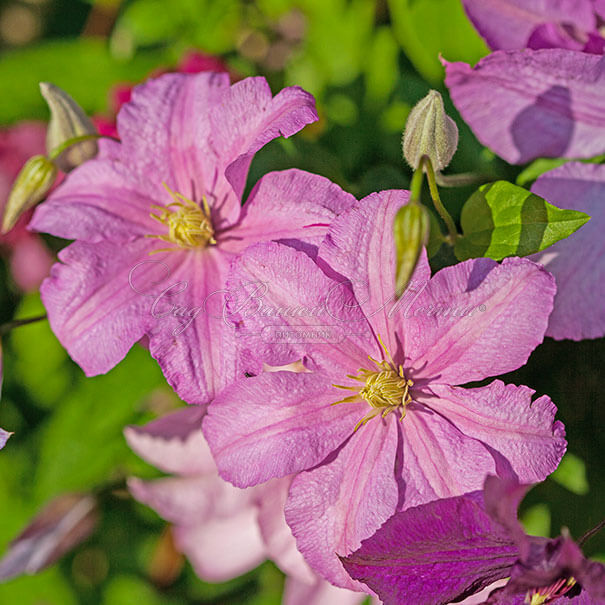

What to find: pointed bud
left=394, top=202, right=429, bottom=297
left=40, top=82, right=97, bottom=172
left=402, top=90, right=458, bottom=172
left=2, top=155, right=57, bottom=233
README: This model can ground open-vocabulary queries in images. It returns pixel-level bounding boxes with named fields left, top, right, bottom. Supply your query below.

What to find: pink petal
left=444, top=49, right=605, bottom=164
left=213, top=77, right=318, bottom=201
left=285, top=414, right=400, bottom=590
left=283, top=576, right=370, bottom=605
left=404, top=257, right=555, bottom=386
left=29, top=141, right=162, bottom=243
left=320, top=189, right=431, bottom=356
left=173, top=508, right=266, bottom=582
left=530, top=162, right=605, bottom=340
left=9, top=235, right=53, bottom=292
left=256, top=477, right=316, bottom=584
left=124, top=407, right=213, bottom=476
left=228, top=168, right=356, bottom=254
left=420, top=381, right=566, bottom=484
left=461, top=0, right=595, bottom=50
left=0, top=429, right=10, bottom=450
left=204, top=370, right=365, bottom=488
left=40, top=239, right=177, bottom=376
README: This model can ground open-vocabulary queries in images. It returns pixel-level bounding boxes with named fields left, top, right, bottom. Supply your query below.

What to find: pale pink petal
left=285, top=414, right=400, bottom=590
left=256, top=477, right=316, bottom=584
left=204, top=370, right=365, bottom=488
left=419, top=381, right=566, bottom=484
left=595, top=0, right=605, bottom=20
left=283, top=576, right=369, bottom=605
left=9, top=235, right=52, bottom=292
left=225, top=241, right=373, bottom=376
left=320, top=190, right=431, bottom=356
left=124, top=407, right=213, bottom=476
left=461, top=0, right=595, bottom=50
left=403, top=257, right=555, bottom=386
left=213, top=77, right=318, bottom=201
left=530, top=162, right=605, bottom=340
left=40, top=239, right=181, bottom=376
left=227, top=169, right=356, bottom=254
left=173, top=508, right=266, bottom=582
left=0, top=430, right=9, bottom=450
left=444, top=50, right=605, bottom=164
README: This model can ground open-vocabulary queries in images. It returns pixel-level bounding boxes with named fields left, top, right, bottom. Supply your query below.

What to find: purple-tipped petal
left=342, top=493, right=518, bottom=605
left=124, top=406, right=212, bottom=476
left=173, top=508, right=266, bottom=583
left=461, top=0, right=595, bottom=50
left=422, top=382, right=566, bottom=485
left=215, top=78, right=318, bottom=201
left=285, top=414, right=400, bottom=590
left=530, top=162, right=605, bottom=340
left=444, top=50, right=605, bottom=164
left=204, top=370, right=365, bottom=488
left=403, top=257, right=555, bottom=385
left=320, top=189, right=431, bottom=355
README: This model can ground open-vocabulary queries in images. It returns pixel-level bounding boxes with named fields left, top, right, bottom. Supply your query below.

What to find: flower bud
left=2, top=155, right=57, bottom=233
left=40, top=82, right=97, bottom=172
left=402, top=90, right=458, bottom=172
left=394, top=202, right=430, bottom=297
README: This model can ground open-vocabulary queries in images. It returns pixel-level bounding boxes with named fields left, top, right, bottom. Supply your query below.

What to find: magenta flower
left=529, top=162, right=605, bottom=340
left=343, top=475, right=605, bottom=605
left=126, top=406, right=376, bottom=604
left=203, top=190, right=566, bottom=589
left=462, top=0, right=605, bottom=53
left=30, top=72, right=355, bottom=403
left=444, top=49, right=605, bottom=164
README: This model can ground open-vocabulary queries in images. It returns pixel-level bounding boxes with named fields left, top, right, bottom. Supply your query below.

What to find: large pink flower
left=30, top=72, right=355, bottom=403
left=125, top=406, right=376, bottom=604
left=203, top=190, right=566, bottom=590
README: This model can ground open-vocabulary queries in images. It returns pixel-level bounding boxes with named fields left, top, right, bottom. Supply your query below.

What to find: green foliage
left=521, top=504, right=552, bottom=538
left=454, top=181, right=590, bottom=261
left=551, top=453, right=590, bottom=496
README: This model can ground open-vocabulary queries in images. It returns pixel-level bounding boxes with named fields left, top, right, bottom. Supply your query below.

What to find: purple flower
left=444, top=49, right=605, bottom=165
left=343, top=475, right=605, bottom=605
left=461, top=0, right=605, bottom=53
left=125, top=406, right=376, bottom=604
left=30, top=72, right=355, bottom=403
left=203, top=190, right=566, bottom=590
left=529, top=162, right=605, bottom=340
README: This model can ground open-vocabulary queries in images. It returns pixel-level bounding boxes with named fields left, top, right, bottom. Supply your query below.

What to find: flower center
left=526, top=577, right=576, bottom=605
left=148, top=183, right=216, bottom=252
left=332, top=336, right=413, bottom=431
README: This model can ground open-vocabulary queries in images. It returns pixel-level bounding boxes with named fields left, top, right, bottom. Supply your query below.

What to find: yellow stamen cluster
left=526, top=577, right=577, bottom=605
left=148, top=183, right=216, bottom=252
left=332, top=336, right=413, bottom=431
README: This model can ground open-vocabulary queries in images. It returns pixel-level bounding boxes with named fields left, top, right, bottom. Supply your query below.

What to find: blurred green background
left=0, top=0, right=603, bottom=603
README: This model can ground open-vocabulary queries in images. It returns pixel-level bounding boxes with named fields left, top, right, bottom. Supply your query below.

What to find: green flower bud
left=402, top=90, right=458, bottom=172
left=40, top=82, right=97, bottom=172
left=2, top=155, right=57, bottom=233
left=394, top=202, right=430, bottom=297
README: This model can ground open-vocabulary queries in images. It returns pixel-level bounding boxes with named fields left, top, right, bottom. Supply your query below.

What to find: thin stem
left=48, top=133, right=119, bottom=161
left=422, top=156, right=459, bottom=244
left=0, top=314, right=47, bottom=336
left=578, top=518, right=605, bottom=547
left=408, top=165, right=425, bottom=205
left=435, top=171, right=494, bottom=188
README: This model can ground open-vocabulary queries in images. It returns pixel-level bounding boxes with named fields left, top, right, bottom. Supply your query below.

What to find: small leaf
left=454, top=180, right=590, bottom=261
left=551, top=453, right=589, bottom=496
left=521, top=503, right=551, bottom=538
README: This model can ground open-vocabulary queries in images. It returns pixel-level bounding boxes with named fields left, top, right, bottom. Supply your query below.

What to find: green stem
left=435, top=171, right=494, bottom=188
left=578, top=518, right=605, bottom=547
left=0, top=314, right=47, bottom=336
left=408, top=165, right=425, bottom=205
left=422, top=156, right=459, bottom=244
left=48, top=133, right=118, bottom=161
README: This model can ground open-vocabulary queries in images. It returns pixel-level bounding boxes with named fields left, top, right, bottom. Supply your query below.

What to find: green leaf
left=387, top=0, right=488, bottom=84
left=0, top=39, right=166, bottom=123
left=551, top=452, right=589, bottom=496
left=454, top=180, right=591, bottom=261
left=521, top=503, right=551, bottom=538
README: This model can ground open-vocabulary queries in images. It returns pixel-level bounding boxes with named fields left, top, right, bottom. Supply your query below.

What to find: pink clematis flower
left=444, top=49, right=605, bottom=165
left=125, top=406, right=377, bottom=604
left=30, top=72, right=355, bottom=403
left=461, top=0, right=605, bottom=53
left=203, top=190, right=567, bottom=590
left=0, top=122, right=53, bottom=292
